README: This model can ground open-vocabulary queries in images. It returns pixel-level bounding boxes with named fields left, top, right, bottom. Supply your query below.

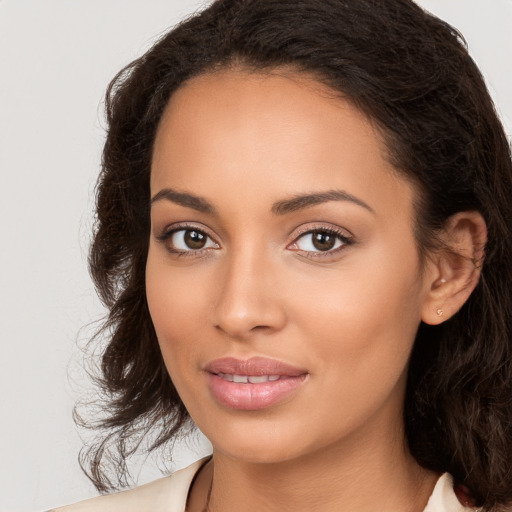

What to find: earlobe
left=421, top=211, right=487, bottom=326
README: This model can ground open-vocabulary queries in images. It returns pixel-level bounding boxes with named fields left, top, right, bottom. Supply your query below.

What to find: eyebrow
left=151, top=188, right=216, bottom=214
left=271, top=190, right=374, bottom=215
left=150, top=187, right=374, bottom=216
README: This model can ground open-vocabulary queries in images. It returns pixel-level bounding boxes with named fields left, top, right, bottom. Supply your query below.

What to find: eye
left=158, top=227, right=219, bottom=253
left=289, top=228, right=352, bottom=255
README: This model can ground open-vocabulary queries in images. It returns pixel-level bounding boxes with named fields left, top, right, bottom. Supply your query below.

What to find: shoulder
left=48, top=457, right=210, bottom=512
left=423, top=474, right=481, bottom=512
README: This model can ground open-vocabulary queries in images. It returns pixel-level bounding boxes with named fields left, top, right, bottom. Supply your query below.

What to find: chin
left=197, top=412, right=322, bottom=465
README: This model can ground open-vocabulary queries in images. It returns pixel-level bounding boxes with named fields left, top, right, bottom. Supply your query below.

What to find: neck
left=194, top=425, right=437, bottom=512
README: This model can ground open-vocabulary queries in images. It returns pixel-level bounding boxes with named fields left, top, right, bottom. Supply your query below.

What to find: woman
left=52, top=0, right=512, bottom=510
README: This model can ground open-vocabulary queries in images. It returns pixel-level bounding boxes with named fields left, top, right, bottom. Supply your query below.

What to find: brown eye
left=291, top=228, right=350, bottom=254
left=312, top=231, right=336, bottom=251
left=167, top=228, right=218, bottom=252
left=184, top=230, right=207, bottom=249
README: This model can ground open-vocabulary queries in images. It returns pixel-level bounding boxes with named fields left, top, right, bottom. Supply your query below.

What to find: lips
left=204, top=357, right=308, bottom=410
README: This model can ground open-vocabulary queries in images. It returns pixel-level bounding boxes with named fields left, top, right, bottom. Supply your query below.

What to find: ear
left=421, top=211, right=487, bottom=325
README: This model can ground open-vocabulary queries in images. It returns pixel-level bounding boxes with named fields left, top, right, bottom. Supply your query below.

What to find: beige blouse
left=50, top=457, right=475, bottom=512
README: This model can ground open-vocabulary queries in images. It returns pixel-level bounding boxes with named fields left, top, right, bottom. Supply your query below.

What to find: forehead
left=151, top=69, right=414, bottom=220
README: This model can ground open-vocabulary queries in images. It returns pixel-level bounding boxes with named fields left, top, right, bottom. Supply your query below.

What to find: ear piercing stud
left=436, top=308, right=444, bottom=317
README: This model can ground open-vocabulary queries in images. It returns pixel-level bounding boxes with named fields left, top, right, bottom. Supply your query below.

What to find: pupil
left=185, top=230, right=206, bottom=249
left=312, top=232, right=335, bottom=251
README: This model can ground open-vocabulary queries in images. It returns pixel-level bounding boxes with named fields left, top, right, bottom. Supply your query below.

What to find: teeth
left=248, top=375, right=269, bottom=384
left=218, top=373, right=282, bottom=383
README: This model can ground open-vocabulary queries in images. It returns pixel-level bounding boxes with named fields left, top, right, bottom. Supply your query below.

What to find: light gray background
left=1, top=1, right=510, bottom=511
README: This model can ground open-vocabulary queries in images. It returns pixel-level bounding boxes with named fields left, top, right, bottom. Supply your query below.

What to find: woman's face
left=146, top=69, right=435, bottom=463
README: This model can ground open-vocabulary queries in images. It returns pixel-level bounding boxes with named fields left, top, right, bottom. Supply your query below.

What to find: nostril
left=214, top=315, right=285, bottom=339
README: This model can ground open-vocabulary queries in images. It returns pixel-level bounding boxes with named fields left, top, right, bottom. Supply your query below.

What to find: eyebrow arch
left=271, top=189, right=374, bottom=215
left=150, top=188, right=216, bottom=214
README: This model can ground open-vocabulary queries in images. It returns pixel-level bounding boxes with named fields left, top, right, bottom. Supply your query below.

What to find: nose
left=212, top=250, right=287, bottom=340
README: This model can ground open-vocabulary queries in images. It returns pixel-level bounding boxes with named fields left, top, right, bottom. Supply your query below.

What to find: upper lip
left=204, top=357, right=307, bottom=377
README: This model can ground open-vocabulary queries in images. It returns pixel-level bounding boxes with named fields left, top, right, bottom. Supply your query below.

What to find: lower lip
left=206, top=373, right=307, bottom=410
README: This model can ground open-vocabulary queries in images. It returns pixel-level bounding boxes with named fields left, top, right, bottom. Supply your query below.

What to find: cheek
left=295, top=250, right=422, bottom=335
left=145, top=248, right=209, bottom=375
left=293, top=243, right=424, bottom=382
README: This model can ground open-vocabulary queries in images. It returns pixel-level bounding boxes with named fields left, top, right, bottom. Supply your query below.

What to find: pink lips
left=204, top=357, right=308, bottom=410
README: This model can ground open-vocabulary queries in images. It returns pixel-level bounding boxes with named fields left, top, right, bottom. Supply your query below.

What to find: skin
left=146, top=69, right=482, bottom=512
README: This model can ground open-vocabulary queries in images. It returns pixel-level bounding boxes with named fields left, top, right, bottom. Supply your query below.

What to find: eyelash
left=288, top=226, right=354, bottom=259
left=155, top=224, right=354, bottom=259
left=156, top=223, right=219, bottom=258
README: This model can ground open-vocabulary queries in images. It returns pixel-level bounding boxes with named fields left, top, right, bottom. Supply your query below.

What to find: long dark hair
left=79, top=0, right=512, bottom=509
